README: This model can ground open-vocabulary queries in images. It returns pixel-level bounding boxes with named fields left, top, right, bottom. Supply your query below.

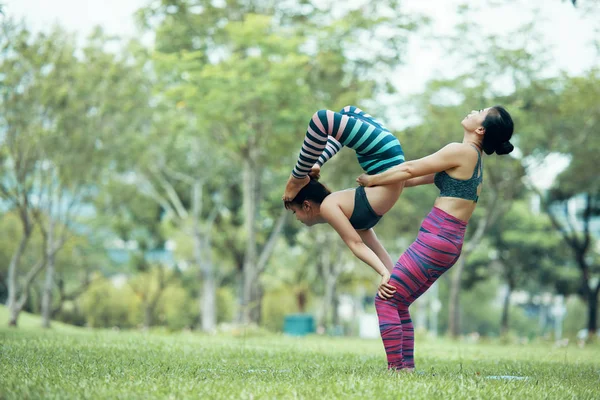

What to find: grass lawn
left=1, top=307, right=599, bottom=399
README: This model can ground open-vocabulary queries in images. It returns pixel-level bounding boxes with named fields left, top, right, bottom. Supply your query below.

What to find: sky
left=6, top=0, right=597, bottom=94
left=4, top=0, right=598, bottom=188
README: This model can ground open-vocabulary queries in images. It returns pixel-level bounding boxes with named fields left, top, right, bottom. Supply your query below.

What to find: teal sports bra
left=434, top=145, right=483, bottom=202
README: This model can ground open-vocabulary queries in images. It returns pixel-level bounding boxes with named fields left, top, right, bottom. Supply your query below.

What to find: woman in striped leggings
left=356, top=106, right=515, bottom=371
left=283, top=106, right=406, bottom=299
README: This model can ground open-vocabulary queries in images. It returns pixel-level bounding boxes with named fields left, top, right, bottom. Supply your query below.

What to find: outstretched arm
left=358, top=229, right=394, bottom=273
left=320, top=199, right=396, bottom=299
left=357, top=143, right=465, bottom=187
left=404, top=174, right=435, bottom=188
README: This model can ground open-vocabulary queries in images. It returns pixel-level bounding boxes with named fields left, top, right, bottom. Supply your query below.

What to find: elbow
left=402, top=162, right=417, bottom=179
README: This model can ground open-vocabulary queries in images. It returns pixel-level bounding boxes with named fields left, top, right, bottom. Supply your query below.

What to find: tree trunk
left=9, top=258, right=45, bottom=327
left=500, top=283, right=512, bottom=337
left=200, top=231, right=216, bottom=332
left=251, top=283, right=263, bottom=324
left=448, top=254, right=465, bottom=338
left=201, top=270, right=217, bottom=331
left=318, top=243, right=332, bottom=330
left=319, top=281, right=334, bottom=331
left=144, top=303, right=153, bottom=329
left=241, top=155, right=259, bottom=324
left=6, top=232, right=31, bottom=327
left=40, top=253, right=55, bottom=329
left=41, top=218, right=56, bottom=329
left=587, top=281, right=599, bottom=338
left=239, top=149, right=286, bottom=325
left=51, top=273, right=91, bottom=317
left=192, top=181, right=217, bottom=333
left=319, top=272, right=337, bottom=331
left=332, top=287, right=340, bottom=328
left=8, top=302, right=19, bottom=327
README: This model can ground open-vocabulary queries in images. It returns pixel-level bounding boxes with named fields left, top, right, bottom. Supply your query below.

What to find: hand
left=356, top=173, right=373, bottom=187
left=378, top=271, right=396, bottom=300
left=282, top=174, right=310, bottom=201
left=309, top=164, right=321, bottom=179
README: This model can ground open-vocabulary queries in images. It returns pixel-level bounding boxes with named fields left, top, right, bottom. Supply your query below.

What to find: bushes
left=261, top=288, right=300, bottom=332
left=80, top=277, right=141, bottom=328
left=156, top=285, right=196, bottom=331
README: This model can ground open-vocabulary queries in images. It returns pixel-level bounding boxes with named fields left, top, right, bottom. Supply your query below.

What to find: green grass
left=1, top=307, right=599, bottom=399
left=0, top=305, right=79, bottom=332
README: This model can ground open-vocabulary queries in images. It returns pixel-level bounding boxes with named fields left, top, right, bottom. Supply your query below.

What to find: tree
left=486, top=202, right=564, bottom=335
left=0, top=20, right=56, bottom=326
left=137, top=0, right=422, bottom=324
left=523, top=70, right=600, bottom=338
left=0, top=19, right=157, bottom=327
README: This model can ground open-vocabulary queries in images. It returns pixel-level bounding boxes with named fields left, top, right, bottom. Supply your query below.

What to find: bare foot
left=389, top=367, right=415, bottom=375
left=283, top=175, right=310, bottom=201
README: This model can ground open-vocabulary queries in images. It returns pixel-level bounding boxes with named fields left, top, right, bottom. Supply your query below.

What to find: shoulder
left=321, top=190, right=353, bottom=214
left=441, top=142, right=479, bottom=159
left=442, top=142, right=469, bottom=152
left=321, top=190, right=343, bottom=210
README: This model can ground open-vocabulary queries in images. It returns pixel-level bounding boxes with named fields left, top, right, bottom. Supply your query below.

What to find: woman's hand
left=378, top=271, right=396, bottom=299
left=356, top=173, right=373, bottom=187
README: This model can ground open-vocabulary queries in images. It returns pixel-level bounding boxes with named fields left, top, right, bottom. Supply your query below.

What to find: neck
left=462, top=133, right=482, bottom=151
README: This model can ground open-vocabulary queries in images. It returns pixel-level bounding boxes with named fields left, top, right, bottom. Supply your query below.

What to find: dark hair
left=481, top=106, right=514, bottom=155
left=284, top=177, right=331, bottom=209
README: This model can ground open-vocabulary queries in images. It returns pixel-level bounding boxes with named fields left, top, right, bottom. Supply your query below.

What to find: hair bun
left=496, top=141, right=514, bottom=155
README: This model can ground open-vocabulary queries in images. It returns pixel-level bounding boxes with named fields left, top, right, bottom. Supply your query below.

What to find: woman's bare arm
left=320, top=198, right=396, bottom=299
left=358, top=229, right=394, bottom=273
left=357, top=143, right=466, bottom=187
left=404, top=174, right=435, bottom=188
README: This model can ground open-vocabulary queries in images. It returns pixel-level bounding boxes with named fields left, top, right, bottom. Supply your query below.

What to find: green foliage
left=216, top=287, right=236, bottom=324
left=80, top=277, right=141, bottom=328
left=156, top=285, right=196, bottom=331
left=261, top=288, right=300, bottom=332
left=494, top=201, right=567, bottom=291
left=460, top=278, right=501, bottom=336
left=564, top=296, right=588, bottom=336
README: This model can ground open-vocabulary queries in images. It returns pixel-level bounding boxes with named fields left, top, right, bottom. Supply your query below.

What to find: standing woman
left=356, top=106, right=514, bottom=371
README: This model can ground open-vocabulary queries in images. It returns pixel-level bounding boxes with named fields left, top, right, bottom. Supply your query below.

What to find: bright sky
left=4, top=0, right=597, bottom=188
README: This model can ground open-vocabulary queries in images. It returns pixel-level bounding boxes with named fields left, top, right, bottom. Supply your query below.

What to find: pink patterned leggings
left=375, top=207, right=466, bottom=369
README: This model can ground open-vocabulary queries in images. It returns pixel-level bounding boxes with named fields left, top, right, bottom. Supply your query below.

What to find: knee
left=313, top=109, right=329, bottom=120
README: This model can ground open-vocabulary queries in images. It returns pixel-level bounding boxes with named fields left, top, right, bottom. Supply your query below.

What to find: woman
left=283, top=105, right=407, bottom=299
left=356, top=106, right=514, bottom=371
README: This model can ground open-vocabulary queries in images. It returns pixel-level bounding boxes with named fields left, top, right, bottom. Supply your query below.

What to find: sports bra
left=434, top=145, right=483, bottom=202
left=349, top=186, right=382, bottom=230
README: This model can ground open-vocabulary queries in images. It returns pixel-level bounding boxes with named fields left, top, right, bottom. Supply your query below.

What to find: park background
left=0, top=0, right=600, bottom=399
left=1, top=1, right=600, bottom=398
left=2, top=0, right=600, bottom=341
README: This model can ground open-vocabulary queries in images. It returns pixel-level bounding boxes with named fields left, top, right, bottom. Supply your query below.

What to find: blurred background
left=1, top=0, right=599, bottom=344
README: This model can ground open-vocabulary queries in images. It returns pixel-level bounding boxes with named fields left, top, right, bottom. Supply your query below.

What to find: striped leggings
left=291, top=106, right=403, bottom=178
left=375, top=207, right=466, bottom=369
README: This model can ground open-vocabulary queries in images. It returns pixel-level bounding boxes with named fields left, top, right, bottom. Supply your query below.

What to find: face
left=461, top=107, right=491, bottom=132
left=288, top=202, right=321, bottom=227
